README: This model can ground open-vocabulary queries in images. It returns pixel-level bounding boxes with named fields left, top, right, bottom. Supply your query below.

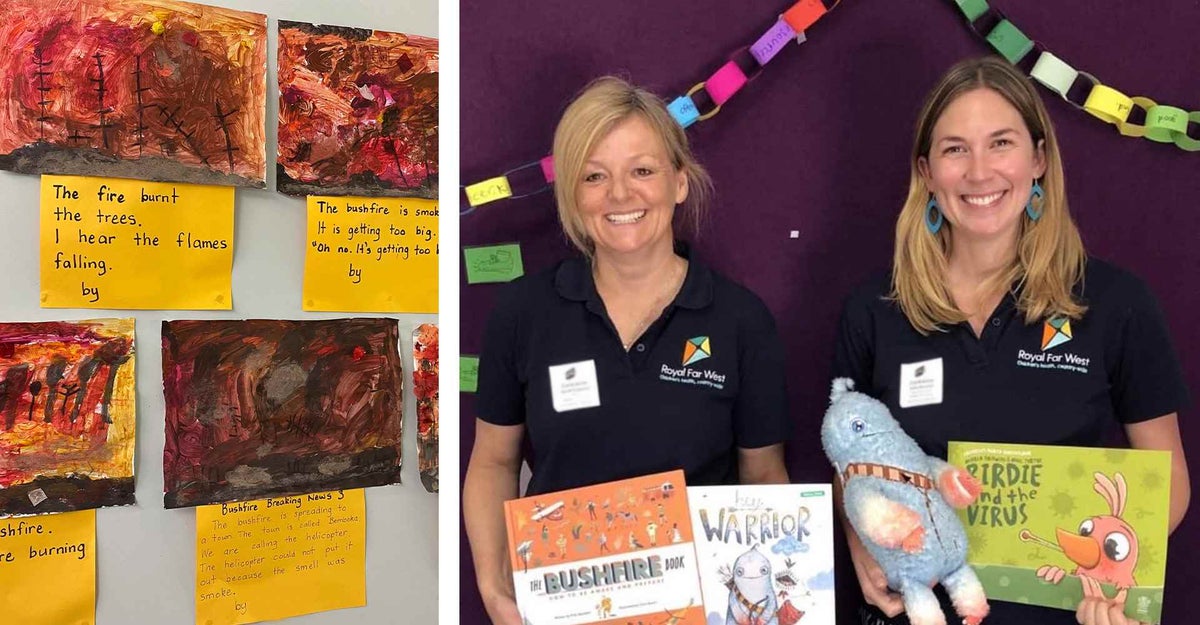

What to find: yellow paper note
left=303, top=196, right=438, bottom=312
left=40, top=175, right=234, bottom=309
left=464, top=176, right=512, bottom=206
left=196, top=489, right=366, bottom=625
left=0, top=510, right=96, bottom=625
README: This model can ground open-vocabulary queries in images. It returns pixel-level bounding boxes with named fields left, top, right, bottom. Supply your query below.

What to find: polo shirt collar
left=553, top=241, right=714, bottom=310
left=674, top=243, right=714, bottom=310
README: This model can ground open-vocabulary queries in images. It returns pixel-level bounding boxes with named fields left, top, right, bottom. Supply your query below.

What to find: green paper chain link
left=949, top=0, right=1200, bottom=152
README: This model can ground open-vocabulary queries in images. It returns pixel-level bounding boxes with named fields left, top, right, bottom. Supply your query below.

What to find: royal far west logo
left=682, top=336, right=711, bottom=366
left=1017, top=317, right=1089, bottom=374
left=1041, top=317, right=1073, bottom=351
left=660, top=336, right=725, bottom=389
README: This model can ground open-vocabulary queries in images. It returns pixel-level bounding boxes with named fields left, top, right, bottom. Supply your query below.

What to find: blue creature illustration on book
left=688, top=484, right=835, bottom=625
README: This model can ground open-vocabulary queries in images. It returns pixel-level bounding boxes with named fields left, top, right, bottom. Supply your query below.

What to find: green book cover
left=947, top=442, right=1171, bottom=622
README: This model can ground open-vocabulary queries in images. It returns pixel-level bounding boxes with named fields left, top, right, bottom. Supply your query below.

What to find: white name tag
left=548, top=360, right=601, bottom=413
left=899, top=358, right=943, bottom=408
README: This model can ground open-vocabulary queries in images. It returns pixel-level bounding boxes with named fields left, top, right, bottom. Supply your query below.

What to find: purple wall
left=460, top=1, right=1200, bottom=622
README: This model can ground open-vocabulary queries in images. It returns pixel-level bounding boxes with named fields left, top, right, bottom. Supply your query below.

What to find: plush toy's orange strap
left=844, top=462, right=956, bottom=551
left=843, top=462, right=934, bottom=490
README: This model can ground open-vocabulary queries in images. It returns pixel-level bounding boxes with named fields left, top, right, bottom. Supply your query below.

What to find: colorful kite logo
left=682, top=336, right=711, bottom=366
left=1041, top=317, right=1073, bottom=351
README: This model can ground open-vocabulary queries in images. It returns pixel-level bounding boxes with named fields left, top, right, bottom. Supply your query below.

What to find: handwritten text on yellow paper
left=195, top=489, right=366, bottom=625
left=0, top=509, right=95, bottom=625
left=40, top=175, right=234, bottom=309
left=303, top=196, right=438, bottom=313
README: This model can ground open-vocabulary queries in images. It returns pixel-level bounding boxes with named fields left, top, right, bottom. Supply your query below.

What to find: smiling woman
left=920, top=88, right=1047, bottom=245
left=551, top=79, right=704, bottom=350
left=832, top=56, right=1191, bottom=625
left=462, top=76, right=793, bottom=625
left=550, top=77, right=705, bottom=262
left=574, top=115, right=685, bottom=256
left=896, top=56, right=1085, bottom=337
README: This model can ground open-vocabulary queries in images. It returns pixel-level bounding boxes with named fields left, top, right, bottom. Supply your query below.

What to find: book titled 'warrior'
left=948, top=442, right=1171, bottom=622
left=504, top=470, right=705, bottom=624
left=687, top=484, right=836, bottom=625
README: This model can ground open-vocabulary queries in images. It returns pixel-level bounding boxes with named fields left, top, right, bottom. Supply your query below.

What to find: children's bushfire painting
left=413, top=323, right=437, bottom=493
left=277, top=20, right=438, bottom=197
left=0, top=0, right=268, bottom=187
left=161, top=318, right=403, bottom=508
left=0, top=319, right=136, bottom=517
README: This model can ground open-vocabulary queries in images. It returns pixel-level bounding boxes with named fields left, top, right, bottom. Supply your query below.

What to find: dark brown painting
left=0, top=319, right=135, bottom=517
left=161, top=318, right=402, bottom=508
left=0, top=0, right=268, bottom=187
left=277, top=20, right=438, bottom=197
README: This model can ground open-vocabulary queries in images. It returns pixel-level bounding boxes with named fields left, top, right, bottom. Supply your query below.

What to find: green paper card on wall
left=460, top=355, right=480, bottom=393
left=463, top=243, right=524, bottom=284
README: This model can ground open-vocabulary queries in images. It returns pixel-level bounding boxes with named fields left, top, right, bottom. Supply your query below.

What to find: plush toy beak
left=1056, top=528, right=1101, bottom=569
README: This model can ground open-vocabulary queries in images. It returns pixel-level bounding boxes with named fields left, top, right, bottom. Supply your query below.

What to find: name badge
left=899, top=358, right=943, bottom=408
left=548, top=360, right=601, bottom=413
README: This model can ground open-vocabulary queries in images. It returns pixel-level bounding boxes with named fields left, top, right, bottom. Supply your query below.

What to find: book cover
left=504, top=470, right=705, bottom=625
left=687, top=484, right=836, bottom=625
left=947, top=442, right=1171, bottom=622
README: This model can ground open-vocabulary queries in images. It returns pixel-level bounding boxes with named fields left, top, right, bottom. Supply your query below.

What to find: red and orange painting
left=277, top=21, right=438, bottom=197
left=0, top=0, right=268, bottom=187
left=0, top=319, right=136, bottom=517
left=161, top=318, right=403, bottom=509
left=413, top=323, right=437, bottom=493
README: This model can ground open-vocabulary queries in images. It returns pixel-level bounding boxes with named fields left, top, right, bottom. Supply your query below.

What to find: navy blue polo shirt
left=833, top=258, right=1189, bottom=625
left=477, top=247, right=790, bottom=497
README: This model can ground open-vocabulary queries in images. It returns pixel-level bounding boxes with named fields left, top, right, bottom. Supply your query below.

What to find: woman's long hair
left=892, top=57, right=1087, bottom=334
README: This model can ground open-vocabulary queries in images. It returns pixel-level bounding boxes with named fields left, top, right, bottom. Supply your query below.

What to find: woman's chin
left=593, top=232, right=671, bottom=258
left=951, top=219, right=1022, bottom=243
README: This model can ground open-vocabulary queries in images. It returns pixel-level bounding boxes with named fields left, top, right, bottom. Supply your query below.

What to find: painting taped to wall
left=413, top=324, right=437, bottom=493
left=0, top=0, right=268, bottom=187
left=162, top=318, right=403, bottom=508
left=0, top=319, right=136, bottom=517
left=277, top=20, right=438, bottom=198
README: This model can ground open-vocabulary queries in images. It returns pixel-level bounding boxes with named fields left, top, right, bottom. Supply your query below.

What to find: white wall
left=0, top=0, right=439, bottom=623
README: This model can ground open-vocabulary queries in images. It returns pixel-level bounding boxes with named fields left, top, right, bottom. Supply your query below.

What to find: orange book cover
left=504, top=470, right=705, bottom=624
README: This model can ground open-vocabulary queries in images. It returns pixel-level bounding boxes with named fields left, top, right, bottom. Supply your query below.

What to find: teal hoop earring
left=1025, top=181, right=1045, bottom=221
left=925, top=195, right=943, bottom=234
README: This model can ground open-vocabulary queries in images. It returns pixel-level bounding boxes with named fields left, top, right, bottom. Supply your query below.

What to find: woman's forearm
left=1167, top=450, right=1190, bottom=534
left=1125, top=414, right=1190, bottom=534
left=463, top=453, right=522, bottom=599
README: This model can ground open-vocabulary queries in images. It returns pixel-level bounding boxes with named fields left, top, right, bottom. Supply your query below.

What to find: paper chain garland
left=462, top=0, right=1198, bottom=216
left=950, top=0, right=1199, bottom=152
left=460, top=0, right=842, bottom=215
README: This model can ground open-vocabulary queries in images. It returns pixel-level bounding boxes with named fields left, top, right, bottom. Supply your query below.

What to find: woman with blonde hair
left=465, top=76, right=791, bottom=624
left=833, top=56, right=1190, bottom=625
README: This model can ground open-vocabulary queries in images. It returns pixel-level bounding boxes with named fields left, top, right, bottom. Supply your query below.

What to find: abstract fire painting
left=0, top=0, right=268, bottom=187
left=162, top=318, right=403, bottom=508
left=413, top=324, right=437, bottom=493
left=0, top=319, right=136, bottom=517
left=277, top=20, right=438, bottom=197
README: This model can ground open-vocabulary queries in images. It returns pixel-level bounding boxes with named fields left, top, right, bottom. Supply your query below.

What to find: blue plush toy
left=821, top=378, right=989, bottom=625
